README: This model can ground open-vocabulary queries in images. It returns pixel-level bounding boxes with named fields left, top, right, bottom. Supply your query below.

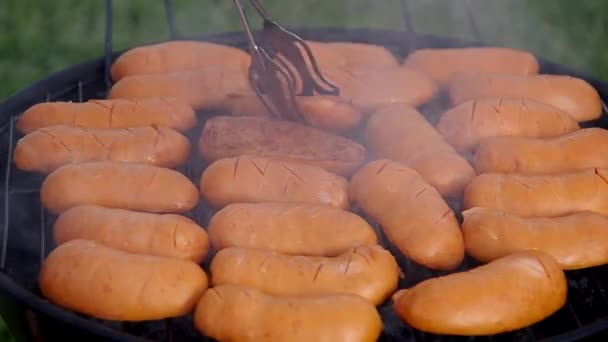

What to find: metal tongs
left=232, top=0, right=340, bottom=122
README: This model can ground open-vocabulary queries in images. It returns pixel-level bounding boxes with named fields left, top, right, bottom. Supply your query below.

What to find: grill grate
left=1, top=1, right=608, bottom=341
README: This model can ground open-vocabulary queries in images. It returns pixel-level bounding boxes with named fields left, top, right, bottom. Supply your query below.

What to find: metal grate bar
left=463, top=0, right=482, bottom=42
left=567, top=302, right=583, bottom=328
left=398, top=0, right=416, bottom=51
left=104, top=0, right=113, bottom=91
left=1, top=116, right=15, bottom=269
left=39, top=205, right=46, bottom=265
left=164, top=0, right=178, bottom=39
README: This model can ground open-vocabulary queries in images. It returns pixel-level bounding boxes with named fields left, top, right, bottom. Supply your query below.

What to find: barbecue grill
left=1, top=1, right=608, bottom=341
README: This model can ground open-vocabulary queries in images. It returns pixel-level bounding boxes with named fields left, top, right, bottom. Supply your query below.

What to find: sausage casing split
left=462, top=207, right=608, bottom=270
left=474, top=128, right=608, bottom=174
left=463, top=168, right=608, bottom=217
left=448, top=73, right=602, bottom=122
left=366, top=104, right=475, bottom=197
left=110, top=40, right=250, bottom=81
left=39, top=239, right=208, bottom=321
left=194, top=284, right=383, bottom=342
left=200, top=156, right=350, bottom=210
left=53, top=205, right=210, bottom=263
left=16, top=97, right=197, bottom=134
left=350, top=160, right=464, bottom=271
left=216, top=94, right=363, bottom=132
left=207, top=202, right=377, bottom=256
left=402, top=47, right=539, bottom=85
left=436, top=98, right=580, bottom=153
left=209, top=245, right=400, bottom=305
left=40, top=161, right=199, bottom=215
left=393, top=251, right=567, bottom=336
left=198, top=116, right=366, bottom=176
left=14, top=125, right=191, bottom=173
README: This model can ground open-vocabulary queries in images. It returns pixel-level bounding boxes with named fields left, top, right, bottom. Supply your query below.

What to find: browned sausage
left=198, top=116, right=366, bottom=176
left=199, top=156, right=350, bottom=210
left=13, top=125, right=191, bottom=173
left=350, top=160, right=464, bottom=271
left=393, top=251, right=567, bottom=336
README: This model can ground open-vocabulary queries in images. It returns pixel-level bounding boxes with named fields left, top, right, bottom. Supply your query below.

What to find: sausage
left=40, top=161, right=199, bottom=215
left=436, top=98, right=580, bottom=153
left=108, top=66, right=437, bottom=113
left=324, top=66, right=438, bottom=112
left=53, top=205, right=209, bottom=263
left=13, top=125, right=191, bottom=173
left=207, top=202, right=377, bottom=256
left=402, top=47, right=539, bottom=85
left=108, top=68, right=252, bottom=110
left=448, top=73, right=602, bottom=122
left=110, top=40, right=250, bottom=81
left=39, top=239, right=208, bottom=321
left=198, top=116, right=366, bottom=176
left=16, top=97, right=197, bottom=134
left=350, top=160, right=464, bottom=271
left=462, top=207, right=608, bottom=270
left=216, top=94, right=363, bottom=132
left=209, top=245, right=399, bottom=305
left=463, top=168, right=608, bottom=217
left=307, top=41, right=400, bottom=69
left=194, top=284, right=383, bottom=342
left=474, top=128, right=608, bottom=174
left=199, top=156, right=350, bottom=210
left=366, top=104, right=475, bottom=198
left=392, top=251, right=567, bottom=336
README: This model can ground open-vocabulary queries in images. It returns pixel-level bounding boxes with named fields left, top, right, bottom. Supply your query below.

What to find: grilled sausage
left=53, top=205, right=209, bottom=263
left=350, top=160, right=464, bottom=271
left=463, top=168, right=608, bottom=217
left=402, top=47, right=539, bottom=85
left=16, top=97, right=197, bottom=134
left=210, top=245, right=399, bottom=305
left=199, top=156, right=350, bottom=210
left=436, top=98, right=580, bottom=153
left=393, top=251, right=567, bottom=336
left=198, top=116, right=366, bottom=176
left=462, top=207, right=608, bottom=270
left=324, top=66, right=438, bottom=112
left=194, top=284, right=383, bottom=342
left=108, top=66, right=437, bottom=113
left=207, top=202, right=377, bottom=256
left=474, top=128, right=608, bottom=174
left=110, top=40, right=250, bottom=81
left=448, top=73, right=602, bottom=122
left=108, top=68, right=252, bottom=110
left=40, top=161, right=199, bottom=215
left=217, top=94, right=363, bottom=132
left=307, top=40, right=400, bottom=69
left=366, top=104, right=475, bottom=198
left=39, top=239, right=208, bottom=321
left=13, top=125, right=191, bottom=173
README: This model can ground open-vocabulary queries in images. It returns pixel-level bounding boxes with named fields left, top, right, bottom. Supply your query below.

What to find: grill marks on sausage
left=434, top=209, right=453, bottom=224
left=211, top=288, right=223, bottom=301
left=258, top=255, right=271, bottom=271
left=555, top=112, right=568, bottom=132
left=312, top=262, right=325, bottom=283
left=38, top=129, right=72, bottom=154
left=344, top=253, right=354, bottom=275
left=415, top=187, right=428, bottom=198
left=233, top=156, right=241, bottom=180
left=281, top=163, right=306, bottom=184
left=594, top=168, right=608, bottom=186
left=79, top=127, right=111, bottom=157
left=375, top=160, right=391, bottom=175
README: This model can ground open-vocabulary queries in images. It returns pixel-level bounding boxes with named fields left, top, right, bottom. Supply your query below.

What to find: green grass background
left=1, top=0, right=608, bottom=340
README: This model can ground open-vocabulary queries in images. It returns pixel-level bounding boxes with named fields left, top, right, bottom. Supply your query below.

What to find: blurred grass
left=2, top=0, right=608, bottom=100
left=1, top=0, right=608, bottom=340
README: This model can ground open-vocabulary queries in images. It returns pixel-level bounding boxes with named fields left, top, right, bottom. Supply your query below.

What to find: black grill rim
left=1, top=27, right=608, bottom=342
